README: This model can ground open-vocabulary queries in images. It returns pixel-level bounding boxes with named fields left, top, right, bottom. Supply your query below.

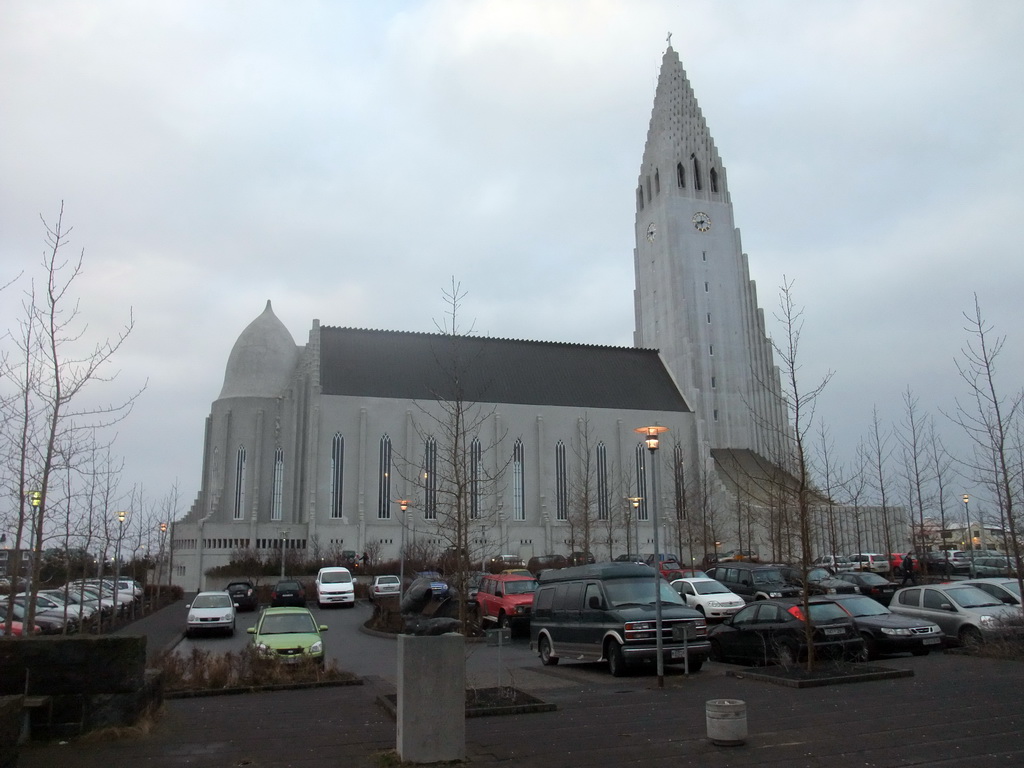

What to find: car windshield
left=854, top=573, right=888, bottom=585
left=807, top=568, right=831, bottom=581
left=807, top=603, right=850, bottom=621
left=503, top=580, right=537, bottom=595
left=694, top=580, right=731, bottom=595
left=836, top=596, right=889, bottom=617
left=946, top=586, right=1004, bottom=609
left=193, top=594, right=232, bottom=609
left=321, top=571, right=351, bottom=584
left=752, top=569, right=783, bottom=585
left=228, top=583, right=252, bottom=591
left=259, top=613, right=317, bottom=635
left=605, top=578, right=685, bottom=607
left=277, top=581, right=302, bottom=591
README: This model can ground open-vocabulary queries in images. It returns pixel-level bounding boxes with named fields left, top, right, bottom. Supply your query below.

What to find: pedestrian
left=901, top=552, right=916, bottom=585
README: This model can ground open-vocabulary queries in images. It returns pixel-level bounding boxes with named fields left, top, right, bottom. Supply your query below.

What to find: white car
left=315, top=566, right=355, bottom=608
left=848, top=553, right=890, bottom=574
left=370, top=574, right=401, bottom=601
left=671, top=577, right=745, bottom=619
left=812, top=555, right=856, bottom=573
left=185, top=591, right=236, bottom=637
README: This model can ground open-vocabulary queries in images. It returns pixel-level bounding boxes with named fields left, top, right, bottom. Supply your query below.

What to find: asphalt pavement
left=16, top=598, right=1024, bottom=767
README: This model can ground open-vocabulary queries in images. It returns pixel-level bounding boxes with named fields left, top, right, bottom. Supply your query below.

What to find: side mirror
left=247, top=627, right=256, bottom=634
left=319, top=625, right=328, bottom=632
left=186, top=603, right=192, bottom=609
left=495, top=590, right=504, bottom=598
left=940, top=602, right=955, bottom=611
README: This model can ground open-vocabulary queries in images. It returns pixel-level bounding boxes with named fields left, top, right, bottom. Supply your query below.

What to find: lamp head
left=117, top=510, right=126, bottom=523
left=962, top=494, right=970, bottom=505
left=635, top=424, right=669, bottom=451
left=397, top=499, right=410, bottom=513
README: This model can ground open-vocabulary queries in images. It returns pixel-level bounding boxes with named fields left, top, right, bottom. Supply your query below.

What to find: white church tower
left=633, top=44, right=787, bottom=465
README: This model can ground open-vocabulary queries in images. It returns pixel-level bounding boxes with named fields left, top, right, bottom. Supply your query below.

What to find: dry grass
left=155, top=646, right=355, bottom=692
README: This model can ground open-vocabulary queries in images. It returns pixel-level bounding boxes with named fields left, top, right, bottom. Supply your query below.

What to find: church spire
left=637, top=46, right=728, bottom=208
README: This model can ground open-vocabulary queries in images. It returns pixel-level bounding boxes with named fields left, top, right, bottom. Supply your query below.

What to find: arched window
left=470, top=437, right=482, bottom=520
left=654, top=169, right=661, bottom=195
left=555, top=441, right=569, bottom=521
left=710, top=167, right=719, bottom=194
left=673, top=443, right=686, bottom=524
left=513, top=439, right=525, bottom=521
left=424, top=437, right=438, bottom=520
left=634, top=443, right=649, bottom=522
left=676, top=162, right=685, bottom=188
left=233, top=446, right=246, bottom=520
left=330, top=433, right=344, bottom=519
left=691, top=154, right=702, bottom=191
left=378, top=435, right=392, bottom=519
left=597, top=442, right=609, bottom=521
left=271, top=448, right=284, bottom=521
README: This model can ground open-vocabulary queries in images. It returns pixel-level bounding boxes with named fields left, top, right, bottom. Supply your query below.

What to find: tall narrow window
left=555, top=441, right=568, bottom=521
left=423, top=437, right=437, bottom=520
left=513, top=439, right=525, bottom=521
left=709, top=344, right=714, bottom=356
left=330, top=433, right=344, bottom=519
left=711, top=376, right=717, bottom=389
left=470, top=437, right=482, bottom=520
left=271, top=448, right=284, bottom=521
left=596, top=441, right=609, bottom=521
left=378, top=435, right=392, bottom=519
left=233, top=446, right=246, bottom=520
left=676, top=162, right=685, bottom=188
left=636, top=186, right=644, bottom=211
left=704, top=281, right=709, bottom=293
left=710, top=167, right=719, bottom=193
left=691, top=154, right=702, bottom=191
left=645, top=176, right=652, bottom=203
left=673, top=443, right=686, bottom=524
left=634, top=443, right=649, bottom=522
left=654, top=169, right=661, bottom=195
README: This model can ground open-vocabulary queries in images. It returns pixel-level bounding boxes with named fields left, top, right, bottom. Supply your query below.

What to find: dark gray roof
left=319, top=327, right=690, bottom=412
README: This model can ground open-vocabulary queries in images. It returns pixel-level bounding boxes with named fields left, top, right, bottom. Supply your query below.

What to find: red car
left=476, top=573, right=537, bottom=629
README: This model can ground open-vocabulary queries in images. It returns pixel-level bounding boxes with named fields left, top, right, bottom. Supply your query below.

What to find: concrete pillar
left=397, top=634, right=465, bottom=763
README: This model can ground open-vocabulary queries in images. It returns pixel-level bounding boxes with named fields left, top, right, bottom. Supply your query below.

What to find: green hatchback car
left=247, top=606, right=328, bottom=664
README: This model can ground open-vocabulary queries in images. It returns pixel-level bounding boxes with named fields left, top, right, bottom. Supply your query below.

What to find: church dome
left=218, top=301, right=299, bottom=399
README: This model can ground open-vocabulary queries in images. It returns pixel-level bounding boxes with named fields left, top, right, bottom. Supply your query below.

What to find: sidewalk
left=18, top=645, right=1024, bottom=767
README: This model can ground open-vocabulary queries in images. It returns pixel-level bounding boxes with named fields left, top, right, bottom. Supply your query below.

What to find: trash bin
left=706, top=698, right=747, bottom=745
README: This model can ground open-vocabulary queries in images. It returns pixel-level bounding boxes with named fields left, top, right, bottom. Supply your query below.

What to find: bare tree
left=949, top=296, right=1023, bottom=604
left=896, top=388, right=936, bottom=564
left=864, top=407, right=897, bottom=570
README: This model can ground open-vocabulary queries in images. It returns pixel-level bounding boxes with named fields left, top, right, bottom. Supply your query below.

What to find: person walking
left=901, top=552, right=917, bottom=585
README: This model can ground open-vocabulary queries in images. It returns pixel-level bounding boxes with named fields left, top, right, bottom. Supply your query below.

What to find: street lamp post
left=627, top=497, right=643, bottom=557
left=114, top=510, right=126, bottom=622
left=396, top=500, right=410, bottom=600
left=279, top=528, right=289, bottom=579
left=963, top=494, right=974, bottom=576
left=636, top=424, right=669, bottom=688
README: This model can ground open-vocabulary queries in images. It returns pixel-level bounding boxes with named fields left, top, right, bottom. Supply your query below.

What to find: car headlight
left=768, top=592, right=782, bottom=598
left=825, top=587, right=838, bottom=594
left=256, top=642, right=273, bottom=656
left=881, top=627, right=911, bottom=636
left=979, top=616, right=997, bottom=627
left=187, top=613, right=197, bottom=622
left=310, top=641, right=323, bottom=655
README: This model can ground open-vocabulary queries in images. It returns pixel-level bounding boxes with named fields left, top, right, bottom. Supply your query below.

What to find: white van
left=315, top=566, right=355, bottom=608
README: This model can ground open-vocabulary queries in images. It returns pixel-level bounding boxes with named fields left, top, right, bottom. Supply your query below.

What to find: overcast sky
left=2, top=0, right=1022, bottom=522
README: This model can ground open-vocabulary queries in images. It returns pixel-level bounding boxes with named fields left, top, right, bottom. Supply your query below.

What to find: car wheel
left=539, top=635, right=558, bottom=666
left=774, top=640, right=797, bottom=667
left=696, top=605, right=706, bottom=616
left=859, top=633, right=876, bottom=661
left=709, top=639, right=726, bottom=663
left=607, top=640, right=628, bottom=677
left=959, top=625, right=984, bottom=648
left=497, top=612, right=508, bottom=629
left=687, top=656, right=704, bottom=673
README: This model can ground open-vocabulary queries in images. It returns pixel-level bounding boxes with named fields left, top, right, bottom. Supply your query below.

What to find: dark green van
left=530, top=562, right=709, bottom=676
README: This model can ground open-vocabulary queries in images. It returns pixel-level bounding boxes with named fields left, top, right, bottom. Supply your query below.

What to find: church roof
left=319, top=327, right=690, bottom=412
left=219, top=301, right=299, bottom=399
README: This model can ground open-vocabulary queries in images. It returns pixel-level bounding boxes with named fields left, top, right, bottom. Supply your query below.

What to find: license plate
left=671, top=649, right=686, bottom=659
left=824, top=627, right=845, bottom=636
left=923, top=637, right=941, bottom=645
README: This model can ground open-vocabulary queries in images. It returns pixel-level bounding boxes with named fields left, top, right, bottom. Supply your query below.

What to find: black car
left=835, top=571, right=899, bottom=606
left=812, top=594, right=943, bottom=659
left=707, top=598, right=863, bottom=665
left=527, top=554, right=568, bottom=575
left=705, top=563, right=801, bottom=602
left=226, top=581, right=260, bottom=612
left=270, top=579, right=307, bottom=608
left=780, top=566, right=858, bottom=596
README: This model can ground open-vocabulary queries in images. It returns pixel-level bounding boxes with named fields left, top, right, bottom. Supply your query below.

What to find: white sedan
left=671, top=577, right=745, bottom=619
left=185, top=591, right=236, bottom=637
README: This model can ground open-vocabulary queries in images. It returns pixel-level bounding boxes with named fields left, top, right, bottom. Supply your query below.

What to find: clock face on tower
left=646, top=222, right=657, bottom=242
left=692, top=212, right=711, bottom=232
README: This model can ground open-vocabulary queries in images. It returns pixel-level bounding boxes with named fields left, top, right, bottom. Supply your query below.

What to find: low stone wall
left=0, top=635, right=163, bottom=740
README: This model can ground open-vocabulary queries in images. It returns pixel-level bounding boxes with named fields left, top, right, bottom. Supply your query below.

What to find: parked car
left=487, top=554, right=525, bottom=573
left=835, top=571, right=899, bottom=606
left=247, top=606, right=328, bottom=665
left=811, top=555, right=855, bottom=572
left=812, top=594, right=942, bottom=659
left=960, top=578, right=1020, bottom=607
left=568, top=551, right=597, bottom=567
left=370, top=574, right=401, bottom=601
left=717, top=549, right=760, bottom=563
left=889, top=583, right=1022, bottom=646
left=527, top=554, right=568, bottom=575
left=14, top=594, right=80, bottom=633
left=889, top=553, right=921, bottom=574
left=4, top=602, right=64, bottom=634
left=613, top=553, right=645, bottom=564
left=705, top=563, right=801, bottom=602
left=531, top=562, right=708, bottom=676
left=67, top=583, right=117, bottom=617
left=707, top=598, right=863, bottom=666
left=409, top=571, right=450, bottom=599
left=969, top=556, right=1017, bottom=578
left=226, top=581, right=260, bottom=612
left=315, top=567, right=355, bottom=608
left=270, top=579, right=308, bottom=608
left=0, top=606, right=38, bottom=636
left=847, top=553, right=891, bottom=574
left=39, top=588, right=98, bottom=623
left=779, top=566, right=857, bottom=596
left=185, top=591, right=236, bottom=637
left=671, top=577, right=745, bottom=620
left=476, top=572, right=538, bottom=629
